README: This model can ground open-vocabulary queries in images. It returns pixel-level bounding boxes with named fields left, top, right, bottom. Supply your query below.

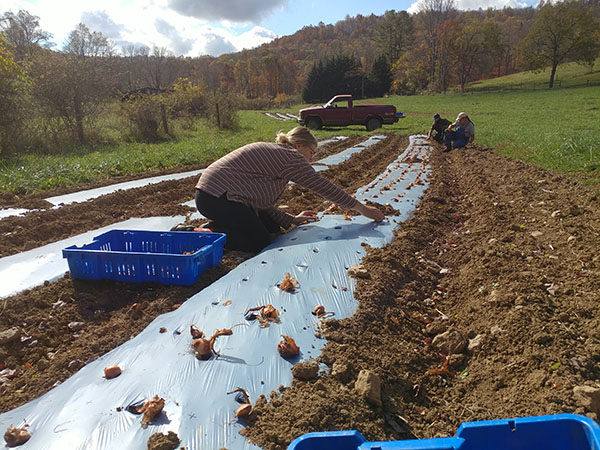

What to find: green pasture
left=0, top=114, right=298, bottom=195
left=1, top=61, right=599, bottom=195
left=381, top=85, right=600, bottom=174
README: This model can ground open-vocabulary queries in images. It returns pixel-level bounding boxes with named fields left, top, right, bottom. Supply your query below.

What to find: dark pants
left=444, top=127, right=468, bottom=150
left=432, top=131, right=445, bottom=144
left=195, top=189, right=281, bottom=253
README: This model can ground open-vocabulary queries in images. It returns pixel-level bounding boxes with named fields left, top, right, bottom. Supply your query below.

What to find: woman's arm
left=285, top=156, right=385, bottom=223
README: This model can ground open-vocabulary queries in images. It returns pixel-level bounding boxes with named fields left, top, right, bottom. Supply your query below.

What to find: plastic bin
left=63, top=229, right=226, bottom=285
left=288, top=414, right=600, bottom=450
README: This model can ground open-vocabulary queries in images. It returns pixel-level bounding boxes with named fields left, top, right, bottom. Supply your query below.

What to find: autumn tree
left=414, top=0, right=455, bottom=90
left=495, top=13, right=533, bottom=76
left=261, top=54, right=280, bottom=97
left=247, top=55, right=262, bottom=98
left=390, top=44, right=429, bottom=94
left=220, top=62, right=236, bottom=91
left=31, top=24, right=114, bottom=146
left=444, top=17, right=503, bottom=91
left=520, top=0, right=600, bottom=87
left=137, top=45, right=189, bottom=90
left=233, top=58, right=249, bottom=95
left=278, top=53, right=299, bottom=95
left=0, top=10, right=52, bottom=61
left=0, top=36, right=28, bottom=154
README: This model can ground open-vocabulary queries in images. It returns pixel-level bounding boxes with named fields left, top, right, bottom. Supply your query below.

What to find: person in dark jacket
left=426, top=114, right=452, bottom=144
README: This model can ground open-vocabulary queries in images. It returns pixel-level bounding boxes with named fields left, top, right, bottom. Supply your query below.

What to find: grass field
left=1, top=61, right=599, bottom=194
left=381, top=85, right=600, bottom=174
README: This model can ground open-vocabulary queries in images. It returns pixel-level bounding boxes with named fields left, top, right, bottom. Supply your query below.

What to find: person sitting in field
left=426, top=113, right=452, bottom=144
left=443, top=112, right=475, bottom=152
left=194, top=126, right=385, bottom=253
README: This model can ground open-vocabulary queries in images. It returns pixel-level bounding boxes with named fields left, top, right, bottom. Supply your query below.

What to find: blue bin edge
left=287, top=414, right=600, bottom=450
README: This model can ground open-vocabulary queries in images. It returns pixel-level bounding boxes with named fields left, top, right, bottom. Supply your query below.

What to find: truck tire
left=366, top=117, right=382, bottom=131
left=306, top=117, right=322, bottom=130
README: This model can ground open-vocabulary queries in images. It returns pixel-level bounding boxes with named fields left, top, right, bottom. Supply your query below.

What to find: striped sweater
left=195, top=142, right=358, bottom=228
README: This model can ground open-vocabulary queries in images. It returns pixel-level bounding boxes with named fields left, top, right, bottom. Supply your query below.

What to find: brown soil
left=1, top=135, right=600, bottom=449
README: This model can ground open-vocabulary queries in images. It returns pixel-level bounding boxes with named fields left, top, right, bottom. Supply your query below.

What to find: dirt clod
left=147, top=431, right=180, bottom=450
left=292, top=361, right=319, bottom=381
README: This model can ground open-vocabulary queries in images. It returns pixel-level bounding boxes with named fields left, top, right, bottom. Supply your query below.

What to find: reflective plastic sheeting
left=44, top=170, right=202, bottom=207
left=314, top=135, right=385, bottom=172
left=0, top=136, right=432, bottom=450
left=0, top=208, right=31, bottom=220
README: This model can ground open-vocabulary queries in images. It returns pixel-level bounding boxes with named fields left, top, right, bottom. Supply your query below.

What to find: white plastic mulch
left=0, top=137, right=360, bottom=298
left=0, top=136, right=432, bottom=450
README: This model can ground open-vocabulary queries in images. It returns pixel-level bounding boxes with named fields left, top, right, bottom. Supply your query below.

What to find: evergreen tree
left=302, top=54, right=361, bottom=102
left=368, top=55, right=392, bottom=97
left=375, top=10, right=413, bottom=64
left=302, top=60, right=324, bottom=103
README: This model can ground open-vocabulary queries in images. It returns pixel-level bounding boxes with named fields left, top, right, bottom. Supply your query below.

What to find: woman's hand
left=354, top=202, right=385, bottom=222
left=292, top=210, right=319, bottom=225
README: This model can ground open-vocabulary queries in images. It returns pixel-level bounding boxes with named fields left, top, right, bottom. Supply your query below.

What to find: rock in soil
left=355, top=370, right=382, bottom=407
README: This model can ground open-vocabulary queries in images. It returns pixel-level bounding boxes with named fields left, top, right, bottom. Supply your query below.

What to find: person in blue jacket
left=444, top=112, right=475, bottom=152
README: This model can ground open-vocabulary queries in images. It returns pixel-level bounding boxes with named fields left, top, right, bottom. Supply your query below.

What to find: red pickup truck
left=298, top=94, right=401, bottom=131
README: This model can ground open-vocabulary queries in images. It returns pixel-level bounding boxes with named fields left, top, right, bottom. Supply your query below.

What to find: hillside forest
left=0, top=0, right=599, bottom=156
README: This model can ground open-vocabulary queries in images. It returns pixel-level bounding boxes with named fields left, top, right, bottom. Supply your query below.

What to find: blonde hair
left=276, top=126, right=317, bottom=147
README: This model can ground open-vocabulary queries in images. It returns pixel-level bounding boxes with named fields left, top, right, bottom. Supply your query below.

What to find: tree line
left=0, top=0, right=598, bottom=156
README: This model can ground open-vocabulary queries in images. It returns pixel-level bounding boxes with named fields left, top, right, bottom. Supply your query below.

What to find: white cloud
left=154, top=18, right=195, bottom=55
left=167, top=0, right=289, bottom=23
left=204, top=33, right=237, bottom=56
left=230, top=26, right=277, bottom=52
left=81, top=10, right=125, bottom=40
left=2, top=0, right=279, bottom=57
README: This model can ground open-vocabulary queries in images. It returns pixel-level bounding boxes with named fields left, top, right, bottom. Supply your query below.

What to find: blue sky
left=2, top=0, right=538, bottom=57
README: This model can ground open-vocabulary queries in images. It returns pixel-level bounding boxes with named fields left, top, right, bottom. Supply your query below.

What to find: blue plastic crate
left=288, top=414, right=600, bottom=450
left=62, top=229, right=226, bottom=285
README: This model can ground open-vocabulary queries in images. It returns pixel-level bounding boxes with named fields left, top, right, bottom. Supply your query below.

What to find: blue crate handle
left=288, top=414, right=600, bottom=450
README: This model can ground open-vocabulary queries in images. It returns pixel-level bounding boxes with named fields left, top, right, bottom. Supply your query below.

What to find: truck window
left=331, top=99, right=348, bottom=109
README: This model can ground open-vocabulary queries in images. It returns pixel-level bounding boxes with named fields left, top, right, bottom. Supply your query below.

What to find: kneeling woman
left=195, top=126, right=384, bottom=253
